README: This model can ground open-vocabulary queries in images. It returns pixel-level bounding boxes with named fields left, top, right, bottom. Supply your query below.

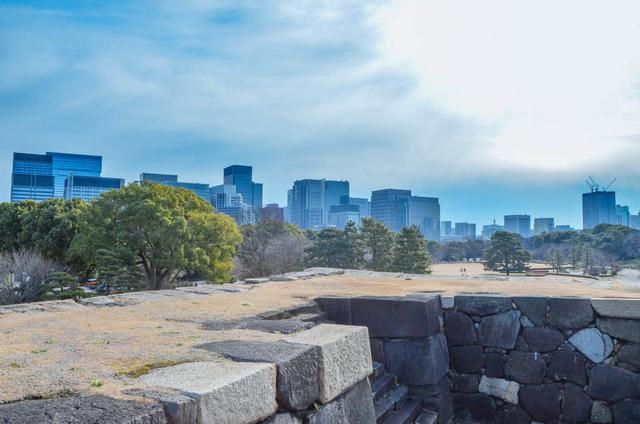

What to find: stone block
left=519, top=384, right=561, bottom=422
left=122, top=389, right=196, bottom=423
left=441, top=295, right=454, bottom=309
left=596, top=317, right=640, bottom=343
left=591, top=400, right=613, bottom=423
left=306, top=378, right=375, bottom=424
left=478, top=310, right=521, bottom=349
left=587, top=364, right=640, bottom=402
left=523, top=327, right=564, bottom=352
left=619, top=343, right=640, bottom=369
left=478, top=376, right=519, bottom=404
left=451, top=374, right=480, bottom=393
left=370, top=338, right=385, bottom=365
left=612, top=399, right=640, bottom=424
left=568, top=327, right=613, bottom=363
left=444, top=311, right=477, bottom=346
left=245, top=277, right=271, bottom=284
left=410, top=376, right=452, bottom=423
left=592, top=298, right=640, bottom=319
left=240, top=318, right=316, bottom=334
left=548, top=298, right=594, bottom=329
left=505, top=351, right=546, bottom=384
left=496, top=404, right=531, bottom=424
left=449, top=345, right=484, bottom=374
left=350, top=296, right=441, bottom=338
left=455, top=295, right=512, bottom=316
left=196, top=340, right=319, bottom=411
left=562, top=383, right=592, bottom=423
left=547, top=350, right=587, bottom=385
left=384, top=333, right=449, bottom=385
left=452, top=393, right=497, bottom=423
left=485, top=352, right=506, bottom=378
left=415, top=410, right=438, bottom=424
left=513, top=296, right=548, bottom=327
left=140, top=361, right=277, bottom=423
left=263, top=412, right=302, bottom=423
left=315, top=296, right=352, bottom=324
left=287, top=324, right=372, bottom=403
left=0, top=395, right=166, bottom=423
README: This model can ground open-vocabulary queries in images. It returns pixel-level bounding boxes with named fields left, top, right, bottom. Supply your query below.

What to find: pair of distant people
left=460, top=267, right=467, bottom=276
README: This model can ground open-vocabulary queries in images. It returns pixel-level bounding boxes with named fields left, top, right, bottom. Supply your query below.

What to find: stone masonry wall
left=443, top=295, right=640, bottom=424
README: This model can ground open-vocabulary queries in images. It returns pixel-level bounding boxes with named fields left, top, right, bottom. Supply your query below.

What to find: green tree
left=69, top=182, right=242, bottom=289
left=360, top=217, right=394, bottom=271
left=484, top=232, right=531, bottom=275
left=305, top=227, right=348, bottom=268
left=46, top=271, right=77, bottom=292
left=342, top=221, right=366, bottom=269
left=547, top=247, right=562, bottom=274
left=391, top=225, right=431, bottom=274
left=0, top=201, right=36, bottom=252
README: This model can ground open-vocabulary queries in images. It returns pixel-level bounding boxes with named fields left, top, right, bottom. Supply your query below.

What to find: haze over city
left=1, top=0, right=639, bottom=227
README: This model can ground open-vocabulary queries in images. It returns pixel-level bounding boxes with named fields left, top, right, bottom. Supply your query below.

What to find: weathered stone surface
left=548, top=297, right=594, bottom=329
left=485, top=352, right=506, bottom=378
left=592, top=298, right=640, bottom=319
left=306, top=378, right=375, bottom=424
left=587, top=364, right=640, bottom=401
left=591, top=400, right=613, bottom=423
left=415, top=410, right=438, bottom=424
left=370, top=338, right=385, bottom=365
left=444, top=310, right=477, bottom=346
left=478, top=310, right=521, bottom=349
left=619, top=343, right=640, bottom=369
left=478, top=376, right=519, bottom=404
left=455, top=295, right=512, bottom=316
left=384, top=333, right=449, bottom=385
left=0, top=395, right=166, bottom=423
left=263, top=412, right=302, bottom=423
left=568, top=327, right=614, bottom=363
left=514, top=335, right=529, bottom=352
left=196, top=340, right=319, bottom=410
left=240, top=318, right=315, bottom=334
left=505, top=351, right=546, bottom=384
left=449, top=345, right=484, bottom=374
left=315, top=296, right=352, bottom=324
left=513, top=296, right=548, bottom=327
left=562, top=383, right=592, bottom=423
left=519, top=384, right=561, bottom=422
left=350, top=296, right=441, bottom=338
left=523, top=327, right=565, bottom=352
left=519, top=315, right=535, bottom=328
left=547, top=350, right=587, bottom=385
left=452, top=393, right=497, bottom=423
left=596, top=317, right=640, bottom=343
left=245, top=277, right=271, bottom=284
left=140, top=361, right=277, bottom=423
left=612, top=399, right=640, bottom=424
left=123, top=389, right=196, bottom=423
left=451, top=374, right=480, bottom=393
left=496, top=405, right=531, bottom=424
left=287, top=324, right=372, bottom=403
left=441, top=295, right=455, bottom=309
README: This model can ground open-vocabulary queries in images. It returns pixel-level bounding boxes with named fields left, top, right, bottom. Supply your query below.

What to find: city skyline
left=1, top=1, right=639, bottom=228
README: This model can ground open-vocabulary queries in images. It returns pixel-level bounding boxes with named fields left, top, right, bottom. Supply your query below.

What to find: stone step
left=372, top=362, right=386, bottom=379
left=415, top=410, right=438, bottom=424
left=372, top=373, right=397, bottom=401
left=386, top=385, right=409, bottom=410
left=375, top=396, right=396, bottom=423
left=297, top=312, right=328, bottom=323
left=384, top=398, right=423, bottom=424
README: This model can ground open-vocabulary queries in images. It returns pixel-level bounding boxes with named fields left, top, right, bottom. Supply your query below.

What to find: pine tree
left=391, top=225, right=431, bottom=274
left=484, top=231, right=531, bottom=275
left=360, top=217, right=394, bottom=271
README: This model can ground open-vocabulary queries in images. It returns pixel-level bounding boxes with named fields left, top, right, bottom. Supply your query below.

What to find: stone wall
left=443, top=295, right=640, bottom=423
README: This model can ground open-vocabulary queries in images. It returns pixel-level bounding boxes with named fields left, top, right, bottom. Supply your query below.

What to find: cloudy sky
left=1, top=0, right=639, bottom=228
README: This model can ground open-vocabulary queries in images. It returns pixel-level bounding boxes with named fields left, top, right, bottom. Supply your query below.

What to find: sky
left=1, top=0, right=639, bottom=228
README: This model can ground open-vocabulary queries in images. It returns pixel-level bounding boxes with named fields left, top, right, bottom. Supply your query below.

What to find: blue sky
left=1, top=0, right=639, bottom=228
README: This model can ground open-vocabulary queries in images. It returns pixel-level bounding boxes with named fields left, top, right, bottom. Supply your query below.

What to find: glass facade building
left=140, top=173, right=210, bottom=201
left=371, top=189, right=440, bottom=240
left=288, top=179, right=349, bottom=230
left=615, top=205, right=630, bottom=227
left=328, top=204, right=360, bottom=229
left=454, top=222, right=476, bottom=240
left=11, top=153, right=55, bottom=202
left=223, top=165, right=263, bottom=210
left=64, top=176, right=124, bottom=202
left=406, top=196, right=441, bottom=241
left=582, top=191, right=616, bottom=230
left=47, top=152, right=102, bottom=198
left=504, top=214, right=531, bottom=238
left=533, top=218, right=555, bottom=236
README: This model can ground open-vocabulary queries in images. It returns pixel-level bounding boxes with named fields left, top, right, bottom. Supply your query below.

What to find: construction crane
left=585, top=176, right=616, bottom=192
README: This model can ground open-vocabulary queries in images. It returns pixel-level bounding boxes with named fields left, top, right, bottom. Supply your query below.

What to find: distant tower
left=582, top=177, right=616, bottom=230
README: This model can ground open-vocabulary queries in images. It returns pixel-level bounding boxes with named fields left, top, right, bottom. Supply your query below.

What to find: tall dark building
left=223, top=165, right=263, bottom=211
left=371, top=189, right=440, bottom=240
left=261, top=203, right=284, bottom=222
left=582, top=191, right=616, bottom=229
left=504, top=214, right=531, bottom=238
left=288, top=179, right=349, bottom=230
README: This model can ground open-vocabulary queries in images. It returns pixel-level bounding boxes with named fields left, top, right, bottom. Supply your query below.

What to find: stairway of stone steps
left=370, top=362, right=439, bottom=424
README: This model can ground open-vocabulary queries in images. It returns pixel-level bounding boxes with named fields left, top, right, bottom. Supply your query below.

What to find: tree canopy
left=484, top=231, right=531, bottom=275
left=391, top=225, right=431, bottom=274
left=360, top=217, right=394, bottom=271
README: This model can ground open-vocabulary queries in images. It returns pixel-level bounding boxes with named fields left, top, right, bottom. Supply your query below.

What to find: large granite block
left=287, top=324, right=372, bottom=403
left=568, top=327, right=613, bottom=363
left=505, top=351, right=546, bottom=384
left=478, top=376, right=519, bottom=404
left=478, top=310, right=521, bottom=349
left=306, top=378, right=375, bottom=424
left=562, top=383, right=592, bottom=423
left=596, top=317, right=640, bottom=343
left=452, top=393, right=497, bottom=423
left=484, top=352, right=506, bottom=378
left=512, top=296, right=547, bottom=326
left=451, top=374, right=480, bottom=393
left=592, top=298, right=640, bottom=319
left=619, top=343, right=640, bottom=369
left=350, top=296, right=441, bottom=338
left=449, top=345, right=485, bottom=374
left=587, top=364, right=640, bottom=402
left=613, top=399, right=640, bottom=424
left=384, top=333, right=449, bottom=385
left=0, top=395, right=166, bottom=423
left=496, top=405, right=531, bottom=424
left=455, top=295, right=512, bottom=316
left=315, top=296, right=352, bottom=324
left=263, top=412, right=302, bottom=424
left=547, top=350, right=587, bottom=385
left=444, top=310, right=477, bottom=346
left=548, top=298, right=594, bottom=329
left=523, top=327, right=564, bottom=352
left=196, top=340, right=319, bottom=410
left=519, top=384, right=561, bottom=422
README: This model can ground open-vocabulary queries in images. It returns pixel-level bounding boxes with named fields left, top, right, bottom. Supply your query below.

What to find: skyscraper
left=288, top=179, right=349, bottom=230
left=328, top=204, right=360, bottom=229
left=441, top=221, right=452, bottom=237
left=210, top=184, right=255, bottom=225
left=371, top=189, right=440, bottom=240
left=454, top=222, right=476, bottom=240
left=47, top=152, right=102, bottom=198
left=339, top=196, right=370, bottom=225
left=10, top=153, right=55, bottom=202
left=140, top=173, right=210, bottom=201
left=481, top=221, right=504, bottom=239
left=504, top=214, right=531, bottom=238
left=533, top=218, right=555, bottom=236
left=630, top=212, right=640, bottom=230
left=261, top=204, right=284, bottom=222
left=582, top=190, right=616, bottom=229
left=615, top=205, right=630, bottom=227
left=223, top=165, right=263, bottom=212
left=64, top=175, right=124, bottom=202
left=407, top=196, right=441, bottom=241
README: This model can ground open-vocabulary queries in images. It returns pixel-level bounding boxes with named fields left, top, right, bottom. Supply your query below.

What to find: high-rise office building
left=339, top=196, right=370, bottom=225
left=533, top=218, right=555, bottom=236
left=328, top=204, right=360, bottom=229
left=481, top=220, right=504, bottom=239
left=140, top=173, right=210, bottom=201
left=11, top=152, right=120, bottom=203
left=441, top=221, right=452, bottom=237
left=582, top=190, right=616, bottom=230
left=288, top=179, right=349, bottom=230
left=630, top=212, right=640, bottom=230
left=223, top=166, right=263, bottom=213
left=554, top=225, right=574, bottom=232
left=371, top=189, right=440, bottom=240
left=504, top=214, right=531, bottom=238
left=64, top=176, right=124, bottom=202
left=210, top=184, right=255, bottom=225
left=615, top=205, right=630, bottom=227
left=261, top=203, right=284, bottom=222
left=454, top=222, right=476, bottom=240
